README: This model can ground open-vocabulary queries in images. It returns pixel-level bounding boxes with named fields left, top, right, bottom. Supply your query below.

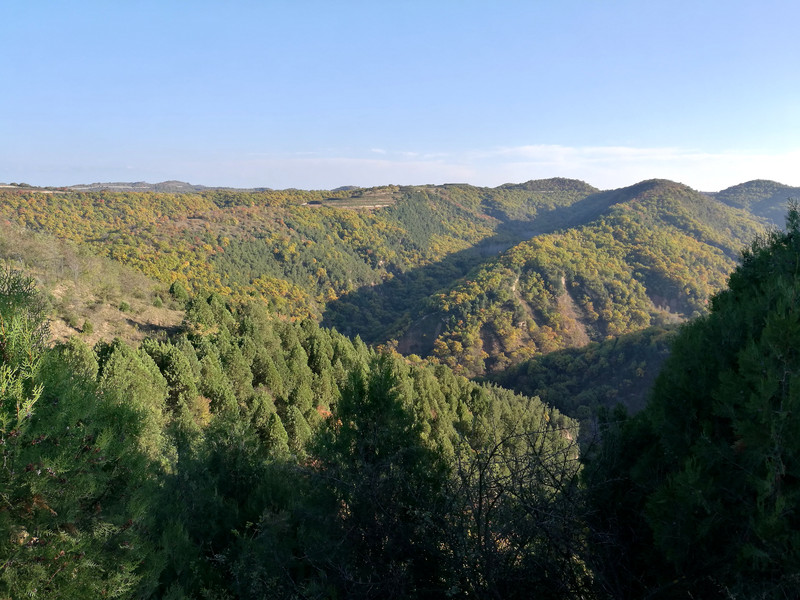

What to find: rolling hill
left=711, top=179, right=800, bottom=224
left=0, top=177, right=782, bottom=379
left=328, top=179, right=766, bottom=376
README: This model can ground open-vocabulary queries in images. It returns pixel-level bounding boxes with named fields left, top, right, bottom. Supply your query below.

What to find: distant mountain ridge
left=69, top=180, right=208, bottom=192
left=0, top=180, right=277, bottom=193
left=66, top=180, right=276, bottom=193
left=2, top=177, right=796, bottom=208
left=710, top=179, right=800, bottom=224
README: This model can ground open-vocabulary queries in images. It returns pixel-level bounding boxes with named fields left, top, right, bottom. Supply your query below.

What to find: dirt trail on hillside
left=557, top=276, right=590, bottom=347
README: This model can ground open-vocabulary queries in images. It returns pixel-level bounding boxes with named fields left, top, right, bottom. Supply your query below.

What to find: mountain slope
left=0, top=179, right=598, bottom=324
left=711, top=179, right=800, bottom=224
left=0, top=178, right=771, bottom=378
left=0, top=223, right=183, bottom=346
left=399, top=180, right=765, bottom=376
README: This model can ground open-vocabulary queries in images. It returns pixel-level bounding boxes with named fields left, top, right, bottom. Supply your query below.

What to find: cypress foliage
left=586, top=205, right=800, bottom=598
left=0, top=271, right=154, bottom=598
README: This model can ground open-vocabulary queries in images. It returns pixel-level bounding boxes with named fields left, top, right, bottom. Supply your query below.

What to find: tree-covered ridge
left=712, top=179, right=800, bottom=224
left=0, top=271, right=584, bottom=598
left=0, top=179, right=596, bottom=324
left=417, top=180, right=764, bottom=376
left=0, top=178, right=768, bottom=380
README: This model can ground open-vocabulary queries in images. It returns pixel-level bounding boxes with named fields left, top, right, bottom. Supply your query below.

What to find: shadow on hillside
left=483, top=325, right=677, bottom=442
left=321, top=191, right=620, bottom=352
left=125, top=318, right=182, bottom=340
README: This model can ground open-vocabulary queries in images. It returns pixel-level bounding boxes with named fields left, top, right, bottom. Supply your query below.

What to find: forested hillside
left=0, top=179, right=594, bottom=324
left=0, top=178, right=774, bottom=378
left=712, top=179, right=800, bottom=224
left=1, top=201, right=798, bottom=598
left=395, top=180, right=763, bottom=376
left=0, top=271, right=582, bottom=599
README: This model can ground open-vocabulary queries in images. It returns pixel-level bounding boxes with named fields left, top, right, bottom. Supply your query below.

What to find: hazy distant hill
left=711, top=179, right=800, bottom=224
left=66, top=180, right=275, bottom=193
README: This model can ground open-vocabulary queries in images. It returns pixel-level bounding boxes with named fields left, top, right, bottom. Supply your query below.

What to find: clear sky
left=3, top=0, right=799, bottom=191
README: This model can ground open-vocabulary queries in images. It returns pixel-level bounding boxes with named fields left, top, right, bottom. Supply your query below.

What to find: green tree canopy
left=586, top=204, right=800, bottom=598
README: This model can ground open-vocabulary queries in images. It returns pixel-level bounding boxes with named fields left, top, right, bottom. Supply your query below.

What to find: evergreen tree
left=169, top=280, right=190, bottom=305
left=586, top=205, right=800, bottom=598
left=311, top=355, right=450, bottom=598
left=283, top=404, right=312, bottom=458
left=0, top=270, right=152, bottom=598
left=264, top=411, right=290, bottom=457
left=198, top=352, right=238, bottom=414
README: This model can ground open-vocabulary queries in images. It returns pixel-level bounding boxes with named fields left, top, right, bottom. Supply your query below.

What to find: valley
left=6, top=2, right=798, bottom=596
left=0, top=176, right=797, bottom=598
left=1, top=177, right=786, bottom=402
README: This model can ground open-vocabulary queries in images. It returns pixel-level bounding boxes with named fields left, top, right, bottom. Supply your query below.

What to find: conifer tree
left=586, top=205, right=800, bottom=598
left=264, top=411, right=290, bottom=456
left=312, top=354, right=449, bottom=598
left=0, top=270, right=152, bottom=598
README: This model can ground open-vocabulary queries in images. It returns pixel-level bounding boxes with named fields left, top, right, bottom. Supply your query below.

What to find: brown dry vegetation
left=0, top=224, right=184, bottom=347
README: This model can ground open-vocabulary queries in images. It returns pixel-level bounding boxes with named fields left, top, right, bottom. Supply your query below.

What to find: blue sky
left=3, top=1, right=799, bottom=191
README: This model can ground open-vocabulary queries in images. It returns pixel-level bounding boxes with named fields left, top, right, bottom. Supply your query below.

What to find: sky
left=2, top=0, right=799, bottom=191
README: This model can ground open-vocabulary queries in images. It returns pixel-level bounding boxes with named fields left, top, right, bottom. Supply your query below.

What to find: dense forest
left=0, top=178, right=766, bottom=377
left=1, top=270, right=581, bottom=599
left=711, top=179, right=800, bottom=224
left=0, top=178, right=797, bottom=598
